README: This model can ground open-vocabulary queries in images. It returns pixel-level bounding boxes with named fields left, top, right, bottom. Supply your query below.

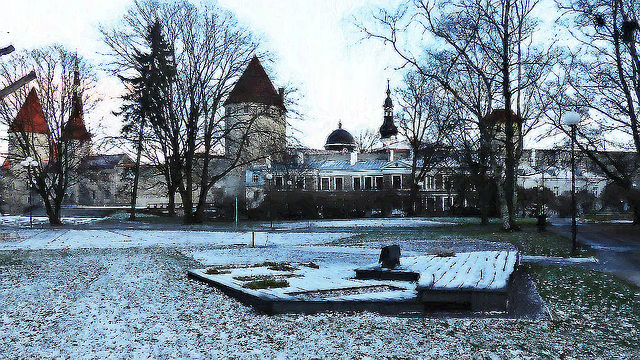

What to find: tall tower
left=3, top=88, right=51, bottom=213
left=7, top=88, right=51, bottom=166
left=61, top=58, right=92, bottom=162
left=221, top=56, right=286, bottom=203
left=223, top=56, right=286, bottom=163
left=379, top=80, right=398, bottom=144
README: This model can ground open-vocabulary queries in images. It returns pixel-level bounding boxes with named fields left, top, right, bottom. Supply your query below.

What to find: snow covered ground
left=0, top=221, right=638, bottom=358
left=0, top=230, right=352, bottom=250
left=261, top=217, right=454, bottom=230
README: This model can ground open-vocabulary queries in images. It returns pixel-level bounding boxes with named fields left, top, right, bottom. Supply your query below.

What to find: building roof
left=9, top=88, right=50, bottom=135
left=224, top=56, right=285, bottom=109
left=62, top=68, right=91, bottom=141
left=325, top=122, right=355, bottom=151
left=482, top=109, right=522, bottom=123
left=80, top=154, right=132, bottom=170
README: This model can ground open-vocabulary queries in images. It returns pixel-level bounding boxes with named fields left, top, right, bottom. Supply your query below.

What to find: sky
left=0, top=0, right=404, bottom=151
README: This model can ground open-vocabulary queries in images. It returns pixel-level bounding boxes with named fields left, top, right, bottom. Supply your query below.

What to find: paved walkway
left=548, top=218, right=640, bottom=287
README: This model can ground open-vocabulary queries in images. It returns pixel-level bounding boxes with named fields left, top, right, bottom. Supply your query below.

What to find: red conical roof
left=61, top=69, right=91, bottom=141
left=61, top=98, right=91, bottom=141
left=9, top=88, right=50, bottom=135
left=224, top=56, right=285, bottom=109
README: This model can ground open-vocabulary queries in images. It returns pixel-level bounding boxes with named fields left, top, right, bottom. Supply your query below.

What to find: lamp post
left=19, top=156, right=38, bottom=228
left=562, top=111, right=580, bottom=252
left=265, top=173, right=273, bottom=228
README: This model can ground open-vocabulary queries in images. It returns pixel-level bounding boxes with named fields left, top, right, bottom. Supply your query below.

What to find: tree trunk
left=129, top=122, right=145, bottom=221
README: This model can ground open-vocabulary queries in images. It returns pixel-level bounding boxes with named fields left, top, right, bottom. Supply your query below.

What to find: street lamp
left=19, top=156, right=38, bottom=228
left=562, top=111, right=580, bottom=252
left=265, top=173, right=273, bottom=228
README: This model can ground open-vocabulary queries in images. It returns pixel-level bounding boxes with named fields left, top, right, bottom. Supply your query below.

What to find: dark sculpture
left=379, top=245, right=401, bottom=269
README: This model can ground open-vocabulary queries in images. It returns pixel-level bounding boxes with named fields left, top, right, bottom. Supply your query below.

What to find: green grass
left=529, top=264, right=640, bottom=350
left=252, top=261, right=299, bottom=271
left=332, top=219, right=585, bottom=257
left=242, top=277, right=289, bottom=290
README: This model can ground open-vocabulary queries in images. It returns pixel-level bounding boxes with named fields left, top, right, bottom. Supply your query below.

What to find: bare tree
left=396, top=71, right=459, bottom=215
left=0, top=46, right=96, bottom=224
left=359, top=0, right=561, bottom=229
left=103, top=0, right=285, bottom=224
left=354, top=129, right=379, bottom=152
left=553, top=0, right=640, bottom=223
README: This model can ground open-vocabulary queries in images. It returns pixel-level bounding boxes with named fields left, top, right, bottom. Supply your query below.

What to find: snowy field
left=1, top=218, right=639, bottom=359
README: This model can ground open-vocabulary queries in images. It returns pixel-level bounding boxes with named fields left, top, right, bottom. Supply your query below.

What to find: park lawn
left=334, top=219, right=585, bottom=258
left=529, top=263, right=640, bottom=351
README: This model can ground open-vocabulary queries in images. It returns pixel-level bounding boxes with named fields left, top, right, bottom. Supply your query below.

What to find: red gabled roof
left=483, top=109, right=522, bottom=123
left=224, top=56, right=285, bottom=109
left=9, top=88, right=50, bottom=135
left=1, top=158, right=8, bottom=171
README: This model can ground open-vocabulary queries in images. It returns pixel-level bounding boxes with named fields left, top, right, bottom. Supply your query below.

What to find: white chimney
left=350, top=151, right=358, bottom=165
left=297, top=151, right=304, bottom=165
left=389, top=149, right=394, bottom=162
left=266, top=156, right=272, bottom=169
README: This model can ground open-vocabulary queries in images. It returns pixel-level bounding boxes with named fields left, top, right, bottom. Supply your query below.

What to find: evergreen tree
left=119, top=20, right=175, bottom=220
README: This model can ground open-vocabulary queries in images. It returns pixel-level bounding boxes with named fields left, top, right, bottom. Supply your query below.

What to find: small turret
left=379, top=79, right=398, bottom=140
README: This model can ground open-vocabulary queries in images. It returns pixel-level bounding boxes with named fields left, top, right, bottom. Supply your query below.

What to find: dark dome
left=325, top=123, right=355, bottom=151
left=384, top=96, right=393, bottom=108
left=379, top=119, right=398, bottom=139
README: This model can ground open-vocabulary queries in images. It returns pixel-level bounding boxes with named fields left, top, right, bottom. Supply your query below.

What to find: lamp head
left=562, top=111, right=580, bottom=126
left=265, top=173, right=273, bottom=180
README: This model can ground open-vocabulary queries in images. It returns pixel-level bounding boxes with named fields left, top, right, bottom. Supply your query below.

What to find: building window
left=321, top=177, right=330, bottom=191
left=252, top=173, right=260, bottom=184
left=392, top=175, right=402, bottom=189
left=375, top=176, right=383, bottom=190
left=254, top=190, right=260, bottom=200
left=335, top=177, right=343, bottom=191
left=554, top=187, right=559, bottom=196
left=275, top=176, right=283, bottom=189
left=244, top=105, right=250, bottom=114
left=364, top=176, right=373, bottom=190
left=296, top=176, right=305, bottom=189
left=353, top=177, right=361, bottom=190
left=426, top=176, right=435, bottom=190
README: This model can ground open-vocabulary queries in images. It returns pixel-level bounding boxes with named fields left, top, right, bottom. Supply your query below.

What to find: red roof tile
left=9, top=88, right=50, bottom=135
left=62, top=72, right=91, bottom=141
left=483, top=109, right=522, bottom=123
left=224, top=56, right=285, bottom=109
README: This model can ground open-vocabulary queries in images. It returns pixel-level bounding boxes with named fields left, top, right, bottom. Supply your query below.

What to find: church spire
left=379, top=79, right=398, bottom=139
left=62, top=55, right=91, bottom=141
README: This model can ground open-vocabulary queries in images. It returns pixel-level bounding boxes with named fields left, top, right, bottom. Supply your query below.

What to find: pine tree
left=119, top=20, right=175, bottom=220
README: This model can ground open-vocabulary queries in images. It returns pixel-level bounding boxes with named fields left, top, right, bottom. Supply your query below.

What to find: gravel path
left=0, top=238, right=637, bottom=359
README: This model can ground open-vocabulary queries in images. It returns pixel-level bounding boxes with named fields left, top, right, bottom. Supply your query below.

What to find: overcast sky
left=1, top=0, right=406, bottom=151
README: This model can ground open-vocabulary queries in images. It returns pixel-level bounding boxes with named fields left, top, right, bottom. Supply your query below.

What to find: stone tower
left=7, top=88, right=51, bottom=167
left=2, top=88, right=51, bottom=213
left=223, top=56, right=286, bottom=163
left=220, top=56, right=286, bottom=203
left=61, top=59, right=92, bottom=162
left=379, top=80, right=398, bottom=143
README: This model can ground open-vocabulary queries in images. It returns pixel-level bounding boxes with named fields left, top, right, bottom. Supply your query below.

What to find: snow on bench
left=410, top=251, right=518, bottom=292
